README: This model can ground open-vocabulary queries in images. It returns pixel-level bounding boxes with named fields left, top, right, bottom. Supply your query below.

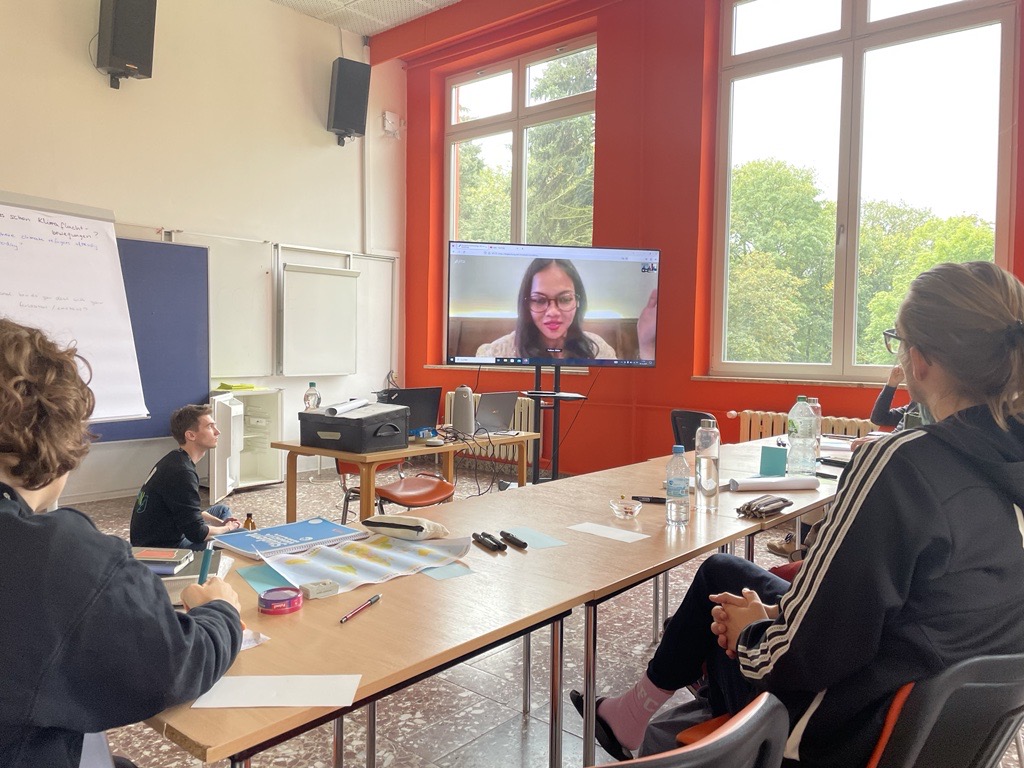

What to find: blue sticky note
left=424, top=562, right=472, bottom=580
left=237, top=563, right=293, bottom=594
left=759, top=446, right=788, bottom=477
left=506, top=526, right=566, bottom=549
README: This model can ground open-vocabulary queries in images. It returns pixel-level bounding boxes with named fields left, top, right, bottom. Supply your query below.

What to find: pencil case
left=362, top=514, right=449, bottom=540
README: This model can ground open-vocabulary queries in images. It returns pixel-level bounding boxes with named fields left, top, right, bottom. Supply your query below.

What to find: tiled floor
left=83, top=458, right=1022, bottom=768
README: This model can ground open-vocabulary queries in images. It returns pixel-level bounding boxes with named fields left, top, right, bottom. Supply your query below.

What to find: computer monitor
left=376, top=387, right=442, bottom=434
left=446, top=241, right=660, bottom=368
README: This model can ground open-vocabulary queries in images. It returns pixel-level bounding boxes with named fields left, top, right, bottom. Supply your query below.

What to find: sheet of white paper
left=569, top=522, right=649, bottom=543
left=240, top=628, right=270, bottom=651
left=192, top=675, right=361, bottom=708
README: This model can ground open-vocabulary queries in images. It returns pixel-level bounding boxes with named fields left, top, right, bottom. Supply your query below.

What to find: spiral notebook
left=213, top=517, right=366, bottom=560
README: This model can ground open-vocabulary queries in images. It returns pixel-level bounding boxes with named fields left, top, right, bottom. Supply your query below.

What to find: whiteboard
left=0, top=198, right=148, bottom=422
left=280, top=263, right=359, bottom=376
left=174, top=232, right=275, bottom=377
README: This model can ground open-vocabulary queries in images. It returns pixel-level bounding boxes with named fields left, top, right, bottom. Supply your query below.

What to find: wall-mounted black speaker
left=327, top=58, right=371, bottom=146
left=97, top=0, right=157, bottom=89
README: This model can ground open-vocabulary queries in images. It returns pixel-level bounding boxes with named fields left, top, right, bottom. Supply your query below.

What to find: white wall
left=0, top=0, right=407, bottom=503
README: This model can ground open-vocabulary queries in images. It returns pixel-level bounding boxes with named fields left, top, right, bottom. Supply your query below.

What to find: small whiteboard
left=280, top=263, right=359, bottom=376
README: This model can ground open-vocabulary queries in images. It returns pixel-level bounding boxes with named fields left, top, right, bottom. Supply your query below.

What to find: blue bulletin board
left=92, top=238, right=210, bottom=442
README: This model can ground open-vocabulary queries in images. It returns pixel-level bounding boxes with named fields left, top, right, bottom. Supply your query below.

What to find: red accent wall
left=378, top=0, right=1024, bottom=473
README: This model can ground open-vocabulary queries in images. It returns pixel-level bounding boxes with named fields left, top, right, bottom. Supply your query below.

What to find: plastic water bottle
left=807, top=396, right=823, bottom=458
left=303, top=382, right=322, bottom=411
left=694, top=419, right=720, bottom=512
left=787, top=395, right=816, bottom=476
left=665, top=445, right=690, bottom=526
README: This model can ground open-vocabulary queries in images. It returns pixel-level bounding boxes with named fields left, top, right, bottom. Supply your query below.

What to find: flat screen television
left=446, top=241, right=660, bottom=368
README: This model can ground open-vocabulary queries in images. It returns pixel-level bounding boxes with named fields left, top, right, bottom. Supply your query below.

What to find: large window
left=712, top=0, right=1015, bottom=381
left=446, top=38, right=597, bottom=247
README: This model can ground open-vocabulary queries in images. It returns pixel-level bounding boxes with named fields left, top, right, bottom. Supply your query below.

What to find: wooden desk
left=271, top=432, right=539, bottom=521
left=146, top=532, right=578, bottom=767
left=147, top=444, right=840, bottom=768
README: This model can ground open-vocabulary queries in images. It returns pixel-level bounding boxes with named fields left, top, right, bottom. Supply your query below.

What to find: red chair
left=336, top=459, right=455, bottom=524
left=868, top=652, right=1024, bottom=768
left=593, top=692, right=788, bottom=768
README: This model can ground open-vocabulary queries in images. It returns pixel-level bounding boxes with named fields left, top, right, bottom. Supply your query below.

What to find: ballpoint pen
left=339, top=593, right=381, bottom=624
left=197, top=541, right=214, bottom=585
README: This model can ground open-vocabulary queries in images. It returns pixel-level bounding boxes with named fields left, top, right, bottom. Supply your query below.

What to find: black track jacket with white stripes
left=737, top=406, right=1024, bottom=767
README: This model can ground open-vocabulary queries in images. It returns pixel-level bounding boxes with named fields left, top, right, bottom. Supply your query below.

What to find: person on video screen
left=475, top=258, right=657, bottom=361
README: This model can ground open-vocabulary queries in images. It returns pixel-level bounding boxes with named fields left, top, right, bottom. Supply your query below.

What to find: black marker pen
left=631, top=495, right=666, bottom=504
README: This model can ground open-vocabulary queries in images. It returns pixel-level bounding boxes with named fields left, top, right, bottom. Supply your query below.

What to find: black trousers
left=646, top=553, right=790, bottom=716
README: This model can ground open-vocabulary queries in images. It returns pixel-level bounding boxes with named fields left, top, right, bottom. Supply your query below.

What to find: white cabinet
left=209, top=389, right=283, bottom=503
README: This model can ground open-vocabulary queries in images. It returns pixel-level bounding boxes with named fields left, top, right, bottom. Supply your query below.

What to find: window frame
left=710, top=0, right=1017, bottom=383
left=443, top=35, right=597, bottom=247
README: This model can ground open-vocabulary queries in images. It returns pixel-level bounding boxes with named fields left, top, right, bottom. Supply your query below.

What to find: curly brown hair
left=0, top=318, right=95, bottom=490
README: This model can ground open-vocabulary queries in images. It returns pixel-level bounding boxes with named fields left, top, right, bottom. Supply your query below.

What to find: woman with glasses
left=574, top=261, right=1024, bottom=767
left=476, top=258, right=615, bottom=360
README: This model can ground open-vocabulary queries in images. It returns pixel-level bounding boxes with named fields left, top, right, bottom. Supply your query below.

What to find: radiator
left=443, top=392, right=537, bottom=464
left=729, top=410, right=875, bottom=441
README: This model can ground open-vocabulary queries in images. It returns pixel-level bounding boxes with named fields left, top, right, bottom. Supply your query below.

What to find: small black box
left=299, top=403, right=409, bottom=454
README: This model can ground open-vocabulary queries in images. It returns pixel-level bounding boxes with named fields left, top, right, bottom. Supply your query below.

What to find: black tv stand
left=522, top=364, right=586, bottom=484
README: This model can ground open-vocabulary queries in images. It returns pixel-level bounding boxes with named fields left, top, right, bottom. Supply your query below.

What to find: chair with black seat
left=670, top=410, right=716, bottom=452
left=337, top=459, right=456, bottom=524
left=588, top=692, right=787, bottom=768
left=868, top=652, right=1024, bottom=768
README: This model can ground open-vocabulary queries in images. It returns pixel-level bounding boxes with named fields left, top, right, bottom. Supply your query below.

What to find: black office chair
left=587, top=692, right=787, bottom=768
left=871, top=652, right=1024, bottom=768
left=670, top=409, right=716, bottom=452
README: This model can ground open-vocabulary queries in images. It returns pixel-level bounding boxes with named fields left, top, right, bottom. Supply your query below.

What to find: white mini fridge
left=208, top=388, right=283, bottom=503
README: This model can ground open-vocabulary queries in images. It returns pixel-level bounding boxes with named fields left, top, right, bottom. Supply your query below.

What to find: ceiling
left=269, top=0, right=463, bottom=38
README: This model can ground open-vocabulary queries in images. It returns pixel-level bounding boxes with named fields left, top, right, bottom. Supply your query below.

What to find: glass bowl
left=609, top=498, right=643, bottom=519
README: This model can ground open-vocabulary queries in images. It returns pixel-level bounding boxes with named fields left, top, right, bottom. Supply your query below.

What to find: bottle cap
left=308, top=382, right=316, bottom=387
left=796, top=395, right=807, bottom=401
left=700, top=419, right=716, bottom=429
left=672, top=444, right=686, bottom=454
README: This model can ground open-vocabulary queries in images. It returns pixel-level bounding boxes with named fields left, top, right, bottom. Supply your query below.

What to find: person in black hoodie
left=573, top=261, right=1024, bottom=767
left=0, top=319, right=244, bottom=768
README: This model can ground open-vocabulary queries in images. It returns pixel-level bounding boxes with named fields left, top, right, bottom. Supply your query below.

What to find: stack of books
left=131, top=547, right=195, bottom=575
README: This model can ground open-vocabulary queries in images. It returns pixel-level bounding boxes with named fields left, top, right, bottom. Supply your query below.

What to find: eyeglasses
left=882, top=328, right=903, bottom=355
left=527, top=292, right=578, bottom=313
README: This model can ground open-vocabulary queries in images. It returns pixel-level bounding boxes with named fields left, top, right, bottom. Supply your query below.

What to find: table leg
left=549, top=619, right=563, bottom=768
left=745, top=532, right=756, bottom=561
left=517, top=439, right=528, bottom=487
left=285, top=451, right=299, bottom=523
left=652, top=577, right=660, bottom=644
left=365, top=701, right=376, bottom=768
left=358, top=463, right=377, bottom=521
left=333, top=716, right=344, bottom=768
left=440, top=450, right=455, bottom=483
left=522, top=633, right=532, bottom=714
left=583, top=604, right=597, bottom=767
left=230, top=758, right=251, bottom=768
left=660, top=572, right=670, bottom=630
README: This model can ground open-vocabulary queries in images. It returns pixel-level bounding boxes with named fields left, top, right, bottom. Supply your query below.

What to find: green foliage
left=453, top=47, right=596, bottom=247
left=725, top=160, right=995, bottom=367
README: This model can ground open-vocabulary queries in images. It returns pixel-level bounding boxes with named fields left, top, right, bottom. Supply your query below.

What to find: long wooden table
left=146, top=442, right=841, bottom=767
left=271, top=432, right=539, bottom=521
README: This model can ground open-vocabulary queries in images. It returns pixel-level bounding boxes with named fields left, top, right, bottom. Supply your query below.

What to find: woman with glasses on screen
left=476, top=258, right=616, bottom=360
left=573, top=261, right=1024, bottom=767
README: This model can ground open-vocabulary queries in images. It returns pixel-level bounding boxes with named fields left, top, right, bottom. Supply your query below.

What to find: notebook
left=475, top=391, right=519, bottom=433
left=377, top=386, right=442, bottom=433
left=213, top=517, right=366, bottom=560
left=131, top=547, right=195, bottom=575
